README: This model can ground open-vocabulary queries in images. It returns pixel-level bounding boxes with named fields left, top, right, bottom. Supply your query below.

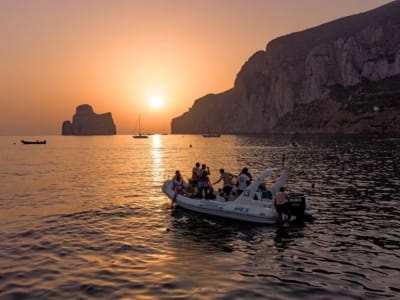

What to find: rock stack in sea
left=171, top=1, right=400, bottom=134
left=62, top=104, right=117, bottom=135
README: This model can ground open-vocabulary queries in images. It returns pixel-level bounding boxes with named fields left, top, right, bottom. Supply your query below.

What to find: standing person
left=237, top=168, right=251, bottom=195
left=197, top=164, right=211, bottom=198
left=274, top=186, right=289, bottom=225
left=213, top=168, right=235, bottom=200
left=200, top=163, right=210, bottom=176
left=172, top=170, right=186, bottom=201
left=190, top=162, right=201, bottom=194
left=240, top=167, right=252, bottom=182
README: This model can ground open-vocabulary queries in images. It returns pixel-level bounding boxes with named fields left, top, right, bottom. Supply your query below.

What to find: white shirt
left=237, top=173, right=250, bottom=190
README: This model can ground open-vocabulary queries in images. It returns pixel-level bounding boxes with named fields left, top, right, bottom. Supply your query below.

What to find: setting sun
left=149, top=96, right=163, bottom=109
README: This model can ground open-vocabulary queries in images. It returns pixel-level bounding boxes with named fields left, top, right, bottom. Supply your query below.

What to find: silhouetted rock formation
left=62, top=121, right=73, bottom=135
left=172, top=1, right=400, bottom=134
left=62, top=104, right=116, bottom=135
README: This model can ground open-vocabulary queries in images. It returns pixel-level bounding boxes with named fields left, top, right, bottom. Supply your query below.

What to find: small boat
left=133, top=114, right=148, bottom=139
left=162, top=167, right=316, bottom=224
left=133, top=133, right=148, bottom=139
left=21, top=140, right=46, bottom=144
left=202, top=133, right=221, bottom=138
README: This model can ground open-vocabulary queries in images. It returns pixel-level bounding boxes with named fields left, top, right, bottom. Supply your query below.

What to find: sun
left=149, top=96, right=163, bottom=109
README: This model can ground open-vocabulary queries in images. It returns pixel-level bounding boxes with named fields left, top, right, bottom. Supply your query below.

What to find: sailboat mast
left=133, top=114, right=148, bottom=138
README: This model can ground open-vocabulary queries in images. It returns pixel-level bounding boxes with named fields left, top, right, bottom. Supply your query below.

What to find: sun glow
left=149, top=96, right=163, bottom=109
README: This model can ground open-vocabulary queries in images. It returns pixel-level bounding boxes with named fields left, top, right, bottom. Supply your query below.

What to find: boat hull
left=162, top=180, right=278, bottom=224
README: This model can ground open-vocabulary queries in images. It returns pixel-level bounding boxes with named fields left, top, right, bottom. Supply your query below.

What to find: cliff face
left=172, top=1, right=400, bottom=134
left=62, top=104, right=117, bottom=135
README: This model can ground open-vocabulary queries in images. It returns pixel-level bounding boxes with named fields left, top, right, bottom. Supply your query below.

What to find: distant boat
left=133, top=134, right=148, bottom=139
left=133, top=114, right=148, bottom=139
left=202, top=133, right=221, bottom=138
left=21, top=140, right=46, bottom=144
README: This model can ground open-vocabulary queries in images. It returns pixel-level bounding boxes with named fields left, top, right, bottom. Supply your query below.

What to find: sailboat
left=133, top=115, right=148, bottom=139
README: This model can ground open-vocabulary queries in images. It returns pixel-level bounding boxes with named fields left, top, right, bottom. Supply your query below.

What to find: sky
left=0, top=0, right=393, bottom=135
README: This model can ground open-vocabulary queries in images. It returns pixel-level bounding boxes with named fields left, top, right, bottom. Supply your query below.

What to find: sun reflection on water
left=151, top=135, right=165, bottom=187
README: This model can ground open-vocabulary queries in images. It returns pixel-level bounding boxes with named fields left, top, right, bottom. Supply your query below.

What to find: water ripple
left=0, top=135, right=399, bottom=299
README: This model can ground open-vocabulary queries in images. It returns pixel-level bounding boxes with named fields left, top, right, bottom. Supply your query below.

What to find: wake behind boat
left=21, top=139, right=46, bottom=144
left=162, top=167, right=316, bottom=224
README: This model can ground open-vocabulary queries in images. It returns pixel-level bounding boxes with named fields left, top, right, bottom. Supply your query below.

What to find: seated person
left=172, top=170, right=186, bottom=200
left=259, top=183, right=272, bottom=200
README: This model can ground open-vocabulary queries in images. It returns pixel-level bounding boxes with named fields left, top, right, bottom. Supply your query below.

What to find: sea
left=0, top=134, right=399, bottom=300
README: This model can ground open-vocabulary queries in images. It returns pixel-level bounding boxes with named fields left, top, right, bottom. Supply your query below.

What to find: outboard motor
left=287, top=193, right=306, bottom=221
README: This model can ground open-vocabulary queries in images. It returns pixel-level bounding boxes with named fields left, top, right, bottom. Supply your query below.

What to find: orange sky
left=0, top=0, right=392, bottom=135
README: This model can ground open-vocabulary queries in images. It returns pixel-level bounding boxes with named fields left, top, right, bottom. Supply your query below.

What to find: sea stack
left=62, top=104, right=117, bottom=135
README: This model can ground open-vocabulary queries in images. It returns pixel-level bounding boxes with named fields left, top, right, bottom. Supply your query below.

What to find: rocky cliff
left=62, top=104, right=117, bottom=135
left=171, top=1, right=400, bottom=134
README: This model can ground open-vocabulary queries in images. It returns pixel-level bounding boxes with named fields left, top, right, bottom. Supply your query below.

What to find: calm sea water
left=1, top=134, right=399, bottom=300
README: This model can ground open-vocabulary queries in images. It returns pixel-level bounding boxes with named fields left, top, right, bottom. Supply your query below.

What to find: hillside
left=171, top=1, right=400, bottom=134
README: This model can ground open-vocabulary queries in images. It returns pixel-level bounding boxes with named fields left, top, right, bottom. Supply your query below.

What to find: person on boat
left=260, top=183, right=273, bottom=200
left=253, top=182, right=272, bottom=200
left=198, top=164, right=210, bottom=183
left=274, top=186, right=290, bottom=225
left=213, top=168, right=235, bottom=201
left=201, top=163, right=210, bottom=176
left=197, top=164, right=212, bottom=198
left=240, top=167, right=252, bottom=182
left=172, top=170, right=186, bottom=201
left=190, top=162, right=201, bottom=194
left=236, top=168, right=251, bottom=195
